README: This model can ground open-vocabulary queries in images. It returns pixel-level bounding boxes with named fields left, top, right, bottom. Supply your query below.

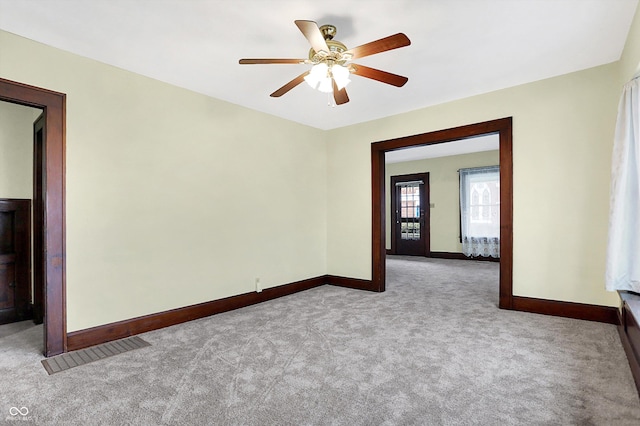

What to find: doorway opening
left=0, top=78, right=66, bottom=356
left=371, top=117, right=513, bottom=309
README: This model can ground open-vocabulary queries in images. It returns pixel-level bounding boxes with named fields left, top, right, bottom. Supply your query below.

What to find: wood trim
left=0, top=78, right=66, bottom=356
left=32, top=114, right=45, bottom=325
left=619, top=294, right=640, bottom=395
left=371, top=145, right=386, bottom=292
left=64, top=271, right=620, bottom=353
left=511, top=296, right=619, bottom=324
left=498, top=120, right=514, bottom=309
left=430, top=251, right=500, bottom=262
left=0, top=254, right=16, bottom=263
left=618, top=322, right=640, bottom=396
left=371, top=117, right=513, bottom=304
left=67, top=276, right=326, bottom=351
left=326, top=275, right=375, bottom=292
left=429, top=251, right=467, bottom=260
left=66, top=274, right=376, bottom=351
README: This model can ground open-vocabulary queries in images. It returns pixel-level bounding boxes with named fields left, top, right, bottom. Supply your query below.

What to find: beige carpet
left=1, top=256, right=639, bottom=425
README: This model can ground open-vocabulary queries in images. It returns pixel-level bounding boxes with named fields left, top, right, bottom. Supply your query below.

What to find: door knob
left=8, top=281, right=16, bottom=288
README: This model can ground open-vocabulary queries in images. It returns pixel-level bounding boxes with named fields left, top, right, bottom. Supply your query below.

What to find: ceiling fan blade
left=332, top=79, right=349, bottom=105
left=270, top=71, right=310, bottom=97
left=345, top=33, right=411, bottom=60
left=351, top=64, right=408, bottom=87
left=295, top=20, right=330, bottom=54
left=239, top=59, right=306, bottom=65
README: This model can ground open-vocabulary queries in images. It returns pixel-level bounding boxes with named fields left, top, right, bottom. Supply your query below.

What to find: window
left=459, top=166, right=500, bottom=258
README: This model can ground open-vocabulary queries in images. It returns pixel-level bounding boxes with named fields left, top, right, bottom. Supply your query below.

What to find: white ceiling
left=0, top=0, right=637, bottom=130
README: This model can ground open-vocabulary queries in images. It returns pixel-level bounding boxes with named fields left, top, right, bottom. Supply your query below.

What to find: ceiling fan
left=239, top=20, right=411, bottom=105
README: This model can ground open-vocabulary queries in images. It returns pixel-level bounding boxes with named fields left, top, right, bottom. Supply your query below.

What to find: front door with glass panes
left=391, top=172, right=430, bottom=256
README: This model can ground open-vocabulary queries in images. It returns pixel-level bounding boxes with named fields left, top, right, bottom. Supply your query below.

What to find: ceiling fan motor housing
left=308, top=41, right=348, bottom=59
left=308, top=25, right=350, bottom=65
left=319, top=24, right=337, bottom=40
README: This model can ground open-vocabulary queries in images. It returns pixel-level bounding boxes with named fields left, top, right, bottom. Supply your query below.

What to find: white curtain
left=606, top=76, right=640, bottom=293
left=460, top=166, right=500, bottom=258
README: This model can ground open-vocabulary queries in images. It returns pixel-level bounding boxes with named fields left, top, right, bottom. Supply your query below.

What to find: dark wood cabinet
left=0, top=199, right=31, bottom=324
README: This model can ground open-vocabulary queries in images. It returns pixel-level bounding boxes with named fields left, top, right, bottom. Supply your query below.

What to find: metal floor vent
left=41, top=336, right=151, bottom=375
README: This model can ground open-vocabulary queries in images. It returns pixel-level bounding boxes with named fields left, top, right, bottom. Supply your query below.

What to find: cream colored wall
left=385, top=150, right=499, bottom=252
left=0, top=101, right=39, bottom=303
left=619, top=3, right=640, bottom=82
left=0, top=30, right=328, bottom=332
left=327, top=62, right=621, bottom=307
left=0, top=101, right=38, bottom=198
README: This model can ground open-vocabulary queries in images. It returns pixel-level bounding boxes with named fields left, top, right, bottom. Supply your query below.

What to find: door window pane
left=399, top=182, right=421, bottom=240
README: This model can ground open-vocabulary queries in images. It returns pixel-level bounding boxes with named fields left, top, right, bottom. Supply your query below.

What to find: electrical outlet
left=255, top=277, right=262, bottom=293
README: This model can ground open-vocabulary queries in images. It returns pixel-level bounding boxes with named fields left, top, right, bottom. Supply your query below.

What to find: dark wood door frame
left=371, top=117, right=513, bottom=309
left=0, top=78, right=66, bottom=356
left=390, top=172, right=430, bottom=256
left=32, top=114, right=45, bottom=324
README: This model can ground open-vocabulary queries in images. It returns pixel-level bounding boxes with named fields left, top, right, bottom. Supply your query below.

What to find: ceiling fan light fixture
left=331, top=64, right=351, bottom=90
left=304, top=62, right=351, bottom=93
left=318, top=76, right=334, bottom=93
left=304, top=62, right=328, bottom=91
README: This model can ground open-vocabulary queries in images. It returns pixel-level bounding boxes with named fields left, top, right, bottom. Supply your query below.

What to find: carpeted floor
left=1, top=256, right=639, bottom=425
